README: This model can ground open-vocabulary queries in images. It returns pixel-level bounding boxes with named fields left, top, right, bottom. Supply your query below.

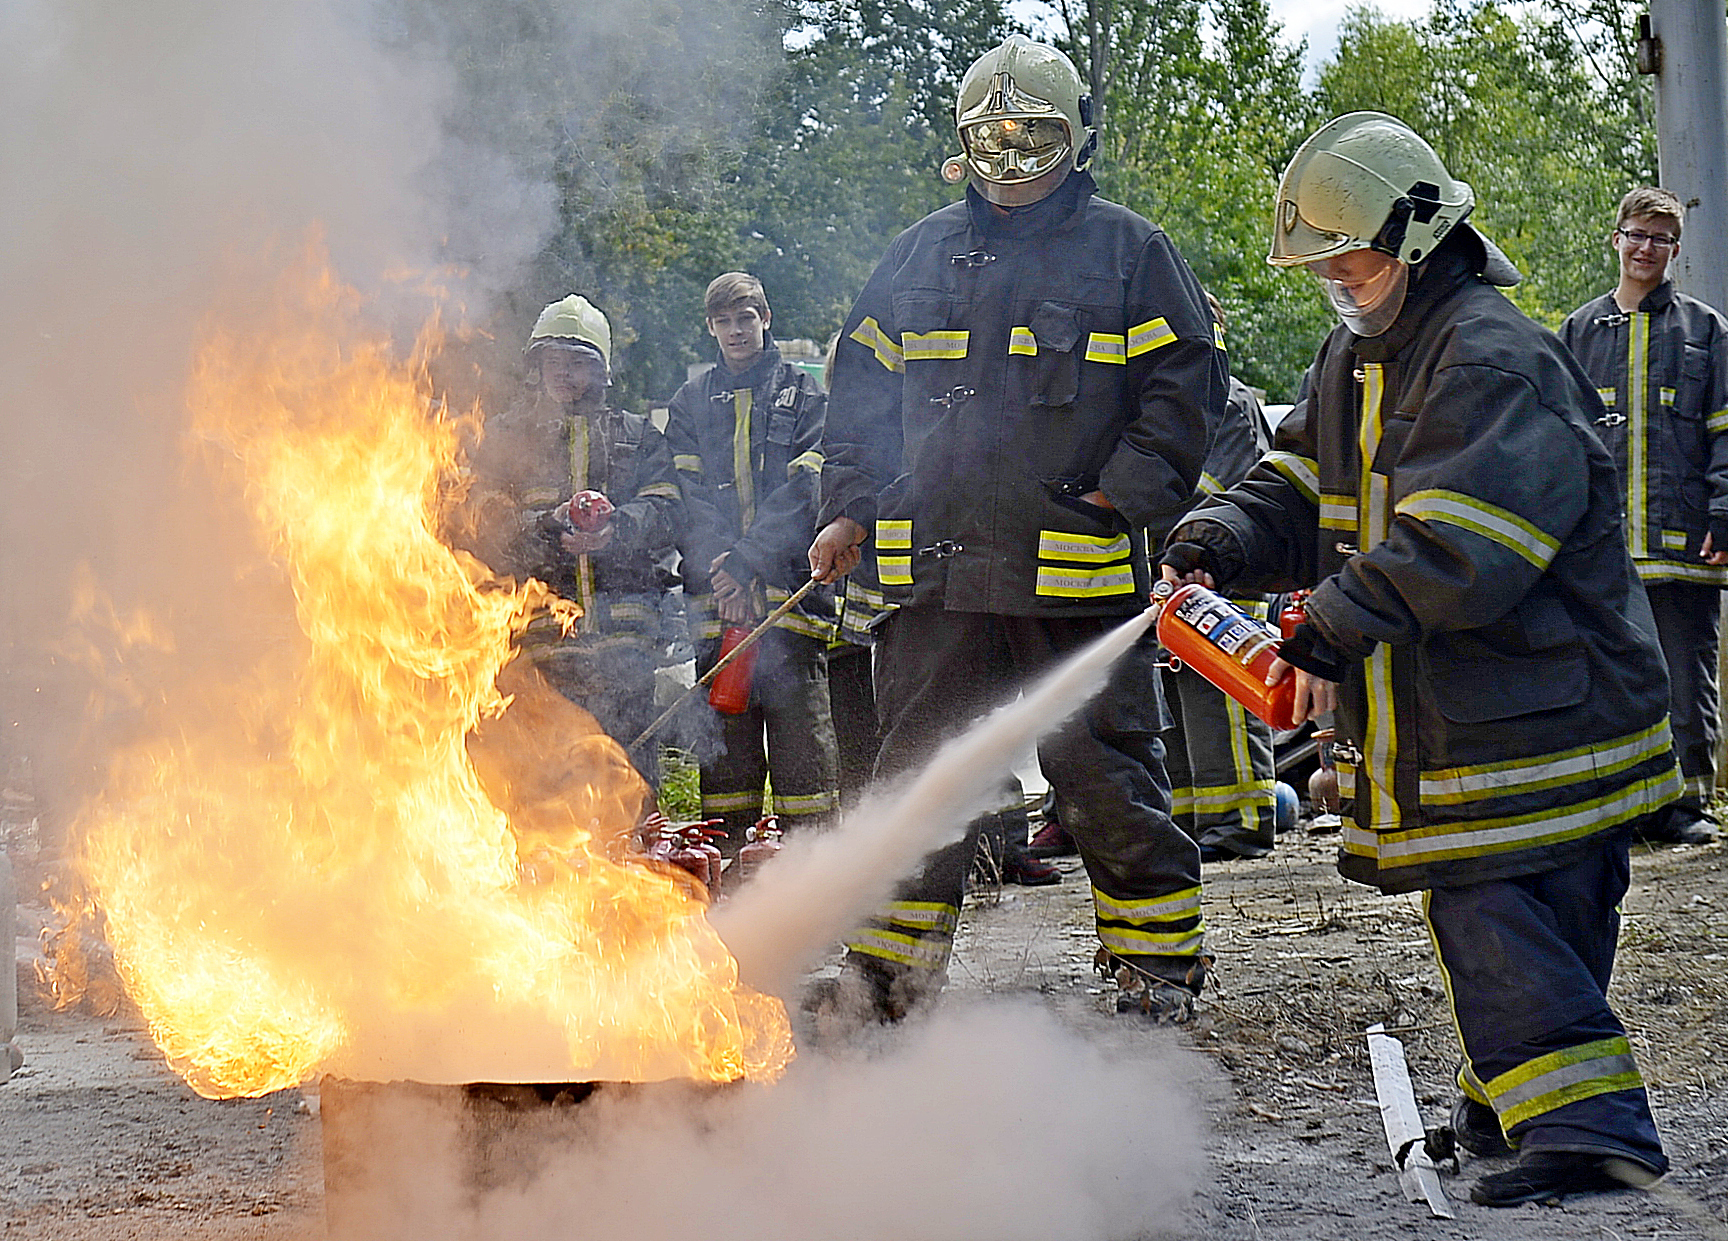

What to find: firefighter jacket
left=1559, top=281, right=1728, bottom=586
left=819, top=171, right=1224, bottom=618
left=1178, top=229, right=1680, bottom=894
left=462, top=395, right=681, bottom=654
left=1200, top=376, right=1272, bottom=500
left=665, top=339, right=836, bottom=644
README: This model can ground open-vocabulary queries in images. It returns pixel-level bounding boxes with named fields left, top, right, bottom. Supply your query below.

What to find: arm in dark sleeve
left=604, top=423, right=683, bottom=553
left=664, top=382, right=725, bottom=593
left=729, top=377, right=826, bottom=585
left=1304, top=362, right=1588, bottom=661
left=1097, top=232, right=1215, bottom=535
left=818, top=244, right=908, bottom=533
left=1702, top=311, right=1728, bottom=540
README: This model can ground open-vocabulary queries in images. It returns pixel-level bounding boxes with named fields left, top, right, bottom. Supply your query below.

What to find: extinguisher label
left=1173, top=592, right=1277, bottom=666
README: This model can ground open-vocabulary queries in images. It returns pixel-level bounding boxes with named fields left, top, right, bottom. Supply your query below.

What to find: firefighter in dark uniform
left=1164, top=113, right=1676, bottom=1206
left=809, top=35, right=1226, bottom=1024
left=463, top=294, right=683, bottom=788
left=1560, top=186, right=1727, bottom=846
left=1162, top=293, right=1279, bottom=860
left=666, top=272, right=840, bottom=854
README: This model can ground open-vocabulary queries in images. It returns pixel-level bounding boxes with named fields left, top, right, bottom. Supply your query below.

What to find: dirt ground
left=2, top=822, right=1724, bottom=1240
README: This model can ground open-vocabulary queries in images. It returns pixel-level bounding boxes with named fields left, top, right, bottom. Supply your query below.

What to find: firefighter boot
left=1095, top=949, right=1207, bottom=1024
left=801, top=953, right=938, bottom=1044
left=1470, top=1151, right=1659, bottom=1207
left=1449, top=1096, right=1511, bottom=1158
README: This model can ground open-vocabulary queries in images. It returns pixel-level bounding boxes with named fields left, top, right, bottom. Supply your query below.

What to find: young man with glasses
left=1561, top=187, right=1728, bottom=845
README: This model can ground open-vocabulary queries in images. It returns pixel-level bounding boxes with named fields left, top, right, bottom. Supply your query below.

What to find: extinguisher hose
left=631, top=575, right=822, bottom=751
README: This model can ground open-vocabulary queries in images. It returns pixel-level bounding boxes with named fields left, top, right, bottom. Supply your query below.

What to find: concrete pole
left=1647, top=0, right=1728, bottom=315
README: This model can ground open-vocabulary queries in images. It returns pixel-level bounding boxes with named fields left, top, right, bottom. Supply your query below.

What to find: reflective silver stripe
left=1097, top=925, right=1205, bottom=955
left=522, top=486, right=563, bottom=506
left=1033, top=563, right=1136, bottom=598
left=1264, top=451, right=1320, bottom=505
left=1635, top=559, right=1728, bottom=584
left=1395, top=489, right=1560, bottom=571
left=1126, top=316, right=1177, bottom=357
left=636, top=481, right=681, bottom=500
left=881, top=901, right=960, bottom=932
left=846, top=927, right=952, bottom=969
left=1093, top=884, right=1201, bottom=922
left=1487, top=1037, right=1643, bottom=1128
left=1174, top=784, right=1277, bottom=814
left=673, top=454, right=703, bottom=473
left=901, top=329, right=969, bottom=360
left=702, top=790, right=763, bottom=812
left=1658, top=386, right=1677, bottom=405
left=1661, top=528, right=1689, bottom=550
left=775, top=789, right=839, bottom=814
left=1197, top=471, right=1224, bottom=495
left=875, top=519, right=912, bottom=549
left=878, top=556, right=912, bottom=585
left=609, top=602, right=658, bottom=623
left=1358, top=363, right=1400, bottom=833
left=1008, top=326, right=1037, bottom=356
left=773, top=611, right=838, bottom=641
left=849, top=316, right=905, bottom=373
left=1419, top=721, right=1672, bottom=804
left=1036, top=529, right=1132, bottom=563
left=1709, top=407, right=1728, bottom=433
left=1627, top=313, right=1649, bottom=557
left=787, top=449, right=824, bottom=476
left=1318, top=493, right=1357, bottom=531
left=1084, top=332, right=1127, bottom=363
left=1596, top=387, right=1616, bottom=406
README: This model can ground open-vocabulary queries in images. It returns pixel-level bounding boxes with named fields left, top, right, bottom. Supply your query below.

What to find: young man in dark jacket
left=1560, top=186, right=1728, bottom=846
left=1164, top=113, right=1677, bottom=1207
left=810, top=35, right=1226, bottom=1024
left=666, top=273, right=840, bottom=854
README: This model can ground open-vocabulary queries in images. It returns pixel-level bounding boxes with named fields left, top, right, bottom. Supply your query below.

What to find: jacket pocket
left=1027, top=301, right=1081, bottom=407
left=1420, top=593, right=1587, bottom=723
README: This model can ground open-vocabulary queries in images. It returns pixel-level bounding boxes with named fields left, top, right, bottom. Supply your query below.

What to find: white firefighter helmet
left=950, top=35, right=1095, bottom=206
left=525, top=294, right=612, bottom=371
left=1268, top=112, right=1473, bottom=268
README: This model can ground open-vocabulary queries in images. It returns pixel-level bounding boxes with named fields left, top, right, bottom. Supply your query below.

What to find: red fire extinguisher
left=1150, top=581, right=1302, bottom=730
left=735, top=816, right=783, bottom=884
left=708, top=626, right=759, bottom=714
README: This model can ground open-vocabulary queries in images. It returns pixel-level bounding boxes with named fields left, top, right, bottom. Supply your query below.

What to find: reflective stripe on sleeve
left=1127, top=317, right=1178, bottom=357
left=787, top=449, right=824, bottom=476
left=673, top=454, right=703, bottom=473
left=1709, top=407, right=1728, bottom=433
left=1395, top=488, right=1561, bottom=571
left=1264, top=451, right=1320, bottom=505
left=849, top=316, right=906, bottom=373
left=901, top=329, right=969, bottom=361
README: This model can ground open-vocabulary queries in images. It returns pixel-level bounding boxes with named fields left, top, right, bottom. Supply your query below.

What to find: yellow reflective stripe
left=1685, top=772, right=1714, bottom=799
left=880, top=901, right=960, bottom=932
left=1097, top=926, right=1206, bottom=955
left=1709, top=407, right=1728, bottom=433
left=673, top=453, right=703, bottom=473
left=1628, top=313, right=1649, bottom=557
left=608, top=601, right=658, bottom=623
left=732, top=389, right=755, bottom=529
left=1343, top=764, right=1681, bottom=866
left=845, top=928, right=952, bottom=969
left=844, top=579, right=886, bottom=610
left=1224, top=691, right=1266, bottom=802
left=1084, top=332, right=1127, bottom=363
left=775, top=789, right=839, bottom=815
left=901, top=329, right=969, bottom=361
left=1264, top=451, right=1320, bottom=505
left=878, top=556, right=912, bottom=585
left=1660, top=528, right=1689, bottom=551
left=1171, top=783, right=1277, bottom=815
left=772, top=610, right=839, bottom=642
left=1037, top=529, right=1132, bottom=563
left=1358, top=363, right=1400, bottom=833
left=1093, top=884, right=1201, bottom=923
left=787, top=449, right=824, bottom=479
left=636, top=481, right=680, bottom=500
left=876, top=519, right=912, bottom=549
left=1126, top=317, right=1178, bottom=358
left=1487, top=1037, right=1643, bottom=1129
left=522, top=486, right=563, bottom=506
left=1197, top=472, right=1224, bottom=496
left=1658, top=386, right=1677, bottom=405
left=1319, top=493, right=1357, bottom=531
left=1419, top=721, right=1673, bottom=805
left=1634, top=559, right=1728, bottom=584
left=1213, top=322, right=1226, bottom=351
left=849, top=316, right=905, bottom=373
left=1596, top=387, right=1617, bottom=406
left=1395, top=488, right=1561, bottom=571
left=702, top=790, right=763, bottom=812
left=1034, top=564, right=1136, bottom=597
left=1008, top=326, right=1038, bottom=356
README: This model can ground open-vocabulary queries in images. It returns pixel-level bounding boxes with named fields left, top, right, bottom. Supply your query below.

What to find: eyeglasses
left=1617, top=228, right=1679, bottom=250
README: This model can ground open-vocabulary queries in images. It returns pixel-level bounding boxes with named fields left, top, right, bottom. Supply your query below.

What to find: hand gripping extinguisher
left=1150, top=581, right=1306, bottom=731
left=707, top=625, right=759, bottom=714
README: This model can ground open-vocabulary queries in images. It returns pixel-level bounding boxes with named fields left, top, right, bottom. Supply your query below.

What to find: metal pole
left=1647, top=0, right=1728, bottom=314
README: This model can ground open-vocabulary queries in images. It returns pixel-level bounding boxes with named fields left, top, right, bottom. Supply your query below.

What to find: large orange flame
left=72, top=252, right=791, bottom=1098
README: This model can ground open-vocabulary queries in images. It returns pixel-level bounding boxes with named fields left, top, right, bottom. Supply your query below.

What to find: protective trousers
left=827, top=642, right=880, bottom=814
left=697, top=628, right=840, bottom=851
left=1425, top=832, right=1667, bottom=1174
left=1163, top=663, right=1276, bottom=858
left=1645, top=581, right=1720, bottom=810
left=537, top=633, right=662, bottom=790
left=845, top=607, right=1204, bottom=988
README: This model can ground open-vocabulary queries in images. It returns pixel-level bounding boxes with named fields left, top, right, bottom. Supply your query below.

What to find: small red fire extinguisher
left=735, top=816, right=783, bottom=884
left=1151, top=581, right=1302, bottom=730
left=708, top=626, right=759, bottom=714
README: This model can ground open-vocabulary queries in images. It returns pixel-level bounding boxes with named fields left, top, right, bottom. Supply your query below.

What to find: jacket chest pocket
left=1026, top=301, right=1082, bottom=407
left=1664, top=344, right=1714, bottom=491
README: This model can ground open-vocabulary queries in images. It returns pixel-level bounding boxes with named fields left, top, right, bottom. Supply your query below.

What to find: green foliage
left=657, top=748, right=703, bottom=819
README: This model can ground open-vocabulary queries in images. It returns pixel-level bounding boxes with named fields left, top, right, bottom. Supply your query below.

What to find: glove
left=1160, top=520, right=1246, bottom=585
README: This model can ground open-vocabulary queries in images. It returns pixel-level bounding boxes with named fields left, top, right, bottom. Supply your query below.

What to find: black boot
left=1449, top=1096, right=1510, bottom=1158
left=1470, top=1151, right=1656, bottom=1207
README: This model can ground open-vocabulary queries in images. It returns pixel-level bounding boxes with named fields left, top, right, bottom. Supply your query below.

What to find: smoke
left=324, top=1001, right=1203, bottom=1241
left=713, top=609, right=1157, bottom=998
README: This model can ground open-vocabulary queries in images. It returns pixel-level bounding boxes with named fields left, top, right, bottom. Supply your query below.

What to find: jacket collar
left=1639, top=280, right=1676, bottom=313
left=966, top=169, right=1095, bottom=239
left=1351, top=235, right=1477, bottom=363
left=712, top=336, right=782, bottom=392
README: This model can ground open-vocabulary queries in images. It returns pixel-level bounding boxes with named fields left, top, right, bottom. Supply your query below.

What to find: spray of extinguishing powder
left=712, top=606, right=1157, bottom=998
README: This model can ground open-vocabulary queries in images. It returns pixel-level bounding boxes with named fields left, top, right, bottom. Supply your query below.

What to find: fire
left=71, top=249, right=792, bottom=1098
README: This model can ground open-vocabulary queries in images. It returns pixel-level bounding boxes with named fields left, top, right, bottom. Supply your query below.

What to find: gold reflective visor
left=964, top=116, right=1070, bottom=182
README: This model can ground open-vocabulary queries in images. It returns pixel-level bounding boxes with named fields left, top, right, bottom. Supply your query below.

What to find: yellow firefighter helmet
left=526, top=294, right=612, bottom=370
left=1269, top=112, right=1473, bottom=268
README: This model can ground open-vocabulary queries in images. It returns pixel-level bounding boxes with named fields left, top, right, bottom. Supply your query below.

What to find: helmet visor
left=964, top=116, right=1071, bottom=183
left=1310, top=250, right=1409, bottom=338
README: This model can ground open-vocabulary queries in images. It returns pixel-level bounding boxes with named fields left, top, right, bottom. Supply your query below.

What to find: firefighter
left=1161, top=293, right=1279, bottom=861
left=1163, top=113, right=1676, bottom=1205
left=463, top=294, right=683, bottom=787
left=666, top=272, right=840, bottom=854
left=1559, top=187, right=1727, bottom=847
left=809, top=35, right=1225, bottom=1025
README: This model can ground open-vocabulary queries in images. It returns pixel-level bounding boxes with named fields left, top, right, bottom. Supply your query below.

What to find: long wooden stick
left=631, top=575, right=822, bottom=750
